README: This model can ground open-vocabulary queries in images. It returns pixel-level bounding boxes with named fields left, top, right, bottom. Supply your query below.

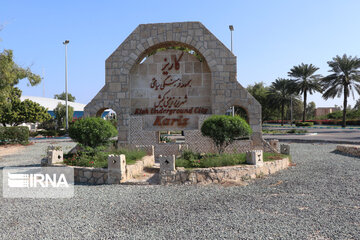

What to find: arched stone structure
left=84, top=22, right=263, bottom=152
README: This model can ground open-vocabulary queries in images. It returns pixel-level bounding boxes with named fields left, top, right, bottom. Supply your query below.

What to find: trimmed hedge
left=295, top=122, right=314, bottom=127
left=265, top=119, right=360, bottom=126
left=0, top=126, right=29, bottom=144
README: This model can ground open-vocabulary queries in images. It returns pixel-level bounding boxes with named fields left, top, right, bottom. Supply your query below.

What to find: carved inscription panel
left=130, top=49, right=211, bottom=130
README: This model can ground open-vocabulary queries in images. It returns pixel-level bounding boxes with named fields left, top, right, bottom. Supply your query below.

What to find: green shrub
left=63, top=144, right=146, bottom=168
left=176, top=150, right=288, bottom=168
left=69, top=117, right=118, bottom=148
left=38, top=119, right=56, bottom=130
left=0, top=126, right=29, bottom=144
left=295, top=122, right=314, bottom=127
left=29, top=131, right=39, bottom=137
left=201, top=115, right=252, bottom=153
left=286, top=129, right=308, bottom=134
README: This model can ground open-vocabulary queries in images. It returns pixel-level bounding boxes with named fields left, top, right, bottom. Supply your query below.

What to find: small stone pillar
left=47, top=149, right=63, bottom=165
left=107, top=154, right=126, bottom=184
left=159, top=155, right=176, bottom=173
left=280, top=144, right=290, bottom=155
left=159, top=155, right=176, bottom=185
left=269, top=139, right=279, bottom=152
left=246, top=150, right=263, bottom=166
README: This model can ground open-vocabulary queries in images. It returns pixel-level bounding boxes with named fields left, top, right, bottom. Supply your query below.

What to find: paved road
left=264, top=127, right=360, bottom=144
left=0, top=142, right=359, bottom=239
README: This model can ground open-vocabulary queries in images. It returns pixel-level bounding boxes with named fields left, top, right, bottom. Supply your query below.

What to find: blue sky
left=1, top=0, right=359, bottom=108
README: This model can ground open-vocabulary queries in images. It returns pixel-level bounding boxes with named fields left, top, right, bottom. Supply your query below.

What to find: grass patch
left=263, top=152, right=289, bottom=162
left=176, top=150, right=289, bottom=168
left=63, top=143, right=146, bottom=168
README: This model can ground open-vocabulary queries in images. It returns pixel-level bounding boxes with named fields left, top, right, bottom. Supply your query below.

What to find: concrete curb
left=264, top=138, right=360, bottom=145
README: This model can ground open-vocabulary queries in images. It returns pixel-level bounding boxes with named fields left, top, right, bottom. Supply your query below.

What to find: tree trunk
left=342, top=86, right=348, bottom=128
left=281, top=103, right=284, bottom=126
left=303, top=91, right=307, bottom=122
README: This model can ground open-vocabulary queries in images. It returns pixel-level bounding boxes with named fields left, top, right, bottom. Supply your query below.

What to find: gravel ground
left=0, top=142, right=359, bottom=239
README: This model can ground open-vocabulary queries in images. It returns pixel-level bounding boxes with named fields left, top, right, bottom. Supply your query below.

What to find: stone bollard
left=269, top=139, right=279, bottom=152
left=150, top=145, right=155, bottom=157
left=280, top=144, right=290, bottom=155
left=107, top=154, right=126, bottom=184
left=246, top=150, right=263, bottom=166
left=47, top=149, right=63, bottom=165
left=159, top=155, right=176, bottom=185
left=159, top=155, right=176, bottom=173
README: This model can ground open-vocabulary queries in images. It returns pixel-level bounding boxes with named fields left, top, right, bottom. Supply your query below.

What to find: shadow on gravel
left=330, top=150, right=360, bottom=159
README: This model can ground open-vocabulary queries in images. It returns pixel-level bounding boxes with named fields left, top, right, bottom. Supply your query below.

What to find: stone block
left=246, top=150, right=263, bottom=166
left=47, top=149, right=63, bottom=165
left=280, top=144, right=290, bottom=155
left=159, top=155, right=176, bottom=173
left=107, top=154, right=126, bottom=184
left=269, top=139, right=279, bottom=151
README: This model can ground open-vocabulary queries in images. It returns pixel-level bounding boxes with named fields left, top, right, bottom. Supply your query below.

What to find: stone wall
left=51, top=154, right=154, bottom=185
left=160, top=158, right=290, bottom=185
left=129, top=115, right=277, bottom=157
left=336, top=145, right=360, bottom=157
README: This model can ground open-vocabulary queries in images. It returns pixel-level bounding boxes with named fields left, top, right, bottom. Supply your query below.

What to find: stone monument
left=84, top=22, right=264, bottom=156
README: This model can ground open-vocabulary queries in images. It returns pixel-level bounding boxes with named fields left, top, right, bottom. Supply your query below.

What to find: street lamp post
left=229, top=25, right=234, bottom=116
left=63, top=40, right=69, bottom=132
left=229, top=25, right=234, bottom=53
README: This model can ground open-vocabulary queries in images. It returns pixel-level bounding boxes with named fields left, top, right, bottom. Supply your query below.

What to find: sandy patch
left=0, top=144, right=26, bottom=158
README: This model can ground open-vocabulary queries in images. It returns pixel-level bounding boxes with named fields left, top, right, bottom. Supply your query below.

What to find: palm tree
left=321, top=54, right=360, bottom=127
left=288, top=63, right=322, bottom=122
left=268, top=78, right=294, bottom=126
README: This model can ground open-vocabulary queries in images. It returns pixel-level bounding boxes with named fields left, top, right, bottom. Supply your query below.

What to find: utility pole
left=63, top=40, right=70, bottom=131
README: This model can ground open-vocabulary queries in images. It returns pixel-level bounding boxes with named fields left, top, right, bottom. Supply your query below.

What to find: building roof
left=20, top=96, right=86, bottom=111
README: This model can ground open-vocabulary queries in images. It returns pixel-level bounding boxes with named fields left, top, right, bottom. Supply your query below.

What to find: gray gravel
left=0, top=142, right=359, bottom=239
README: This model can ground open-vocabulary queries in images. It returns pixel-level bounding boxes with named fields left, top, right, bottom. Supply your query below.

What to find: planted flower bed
left=63, top=144, right=146, bottom=168
left=175, top=150, right=289, bottom=169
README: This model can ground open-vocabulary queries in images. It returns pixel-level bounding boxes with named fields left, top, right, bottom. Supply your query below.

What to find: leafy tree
left=0, top=49, right=45, bottom=126
left=306, top=101, right=316, bottom=119
left=268, top=78, right=295, bottom=126
left=0, top=49, right=41, bottom=103
left=247, top=82, right=278, bottom=122
left=288, top=63, right=322, bottom=122
left=16, top=99, right=51, bottom=125
left=53, top=103, right=74, bottom=129
left=0, top=87, right=51, bottom=126
left=54, top=92, right=76, bottom=102
left=286, top=97, right=303, bottom=121
left=201, top=115, right=252, bottom=154
left=69, top=117, right=118, bottom=148
left=354, top=99, right=360, bottom=110
left=0, top=87, right=22, bottom=126
left=321, top=54, right=360, bottom=127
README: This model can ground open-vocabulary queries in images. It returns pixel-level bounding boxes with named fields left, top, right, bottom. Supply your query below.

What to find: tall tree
left=54, top=92, right=76, bottom=102
left=0, top=50, right=41, bottom=103
left=53, top=103, right=74, bottom=129
left=0, top=49, right=47, bottom=126
left=0, top=87, right=51, bottom=126
left=247, top=82, right=278, bottom=122
left=306, top=101, right=316, bottom=119
left=288, top=63, right=322, bottom=122
left=268, top=78, right=295, bottom=126
left=354, top=99, right=360, bottom=110
left=321, top=54, right=360, bottom=127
